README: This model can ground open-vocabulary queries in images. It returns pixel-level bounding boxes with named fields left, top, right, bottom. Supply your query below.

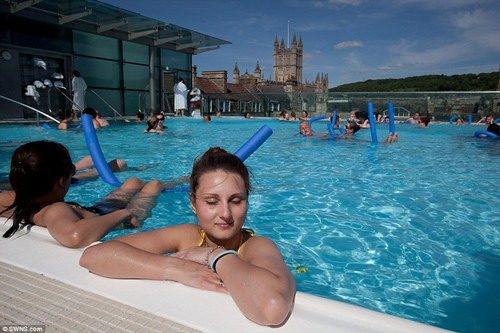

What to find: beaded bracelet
left=210, top=250, right=239, bottom=273
left=205, top=246, right=225, bottom=268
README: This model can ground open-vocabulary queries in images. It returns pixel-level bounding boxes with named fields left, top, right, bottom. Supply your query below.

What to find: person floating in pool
left=95, top=110, right=110, bottom=127
left=57, top=109, right=75, bottom=130
left=0, top=141, right=168, bottom=248
left=297, top=121, right=399, bottom=143
left=278, top=111, right=289, bottom=121
left=82, top=107, right=101, bottom=130
left=135, top=112, right=145, bottom=122
left=144, top=113, right=166, bottom=134
left=79, top=147, right=296, bottom=326
left=476, top=114, right=495, bottom=126
left=405, top=112, right=421, bottom=125
left=299, top=110, right=309, bottom=120
left=71, top=155, right=158, bottom=183
left=476, top=123, right=500, bottom=137
left=418, top=117, right=431, bottom=128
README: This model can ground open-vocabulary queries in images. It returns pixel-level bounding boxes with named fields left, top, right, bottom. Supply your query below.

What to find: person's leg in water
left=125, top=180, right=166, bottom=223
left=73, top=158, right=128, bottom=181
left=92, top=178, right=166, bottom=229
left=73, top=156, right=158, bottom=182
left=92, top=178, right=146, bottom=229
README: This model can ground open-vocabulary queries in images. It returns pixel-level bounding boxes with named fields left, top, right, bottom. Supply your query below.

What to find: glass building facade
left=0, top=0, right=228, bottom=120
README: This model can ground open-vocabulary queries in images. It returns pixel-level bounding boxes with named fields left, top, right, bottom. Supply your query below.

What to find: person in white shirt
left=174, top=77, right=188, bottom=117
left=71, top=70, right=87, bottom=118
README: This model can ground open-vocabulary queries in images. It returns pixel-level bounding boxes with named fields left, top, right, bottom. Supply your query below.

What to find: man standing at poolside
left=174, top=77, right=188, bottom=117
left=71, top=70, right=87, bottom=118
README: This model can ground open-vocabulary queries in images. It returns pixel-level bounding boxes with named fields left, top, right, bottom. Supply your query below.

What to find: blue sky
left=102, top=0, right=500, bottom=88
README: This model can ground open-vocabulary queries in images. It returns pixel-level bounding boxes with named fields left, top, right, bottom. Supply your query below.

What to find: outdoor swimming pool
left=1, top=117, right=499, bottom=333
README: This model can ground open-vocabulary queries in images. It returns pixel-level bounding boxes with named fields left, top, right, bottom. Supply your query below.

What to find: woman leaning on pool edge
left=80, top=147, right=296, bottom=326
left=0, top=140, right=166, bottom=248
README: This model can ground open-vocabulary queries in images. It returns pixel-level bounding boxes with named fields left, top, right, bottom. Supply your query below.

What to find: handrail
left=53, top=87, right=83, bottom=112
left=88, top=89, right=128, bottom=121
left=0, top=94, right=60, bottom=123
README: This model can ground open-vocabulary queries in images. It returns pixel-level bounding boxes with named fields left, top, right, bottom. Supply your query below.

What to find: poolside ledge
left=0, top=218, right=453, bottom=333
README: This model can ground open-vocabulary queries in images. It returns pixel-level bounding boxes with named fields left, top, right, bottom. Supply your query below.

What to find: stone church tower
left=273, top=34, right=302, bottom=84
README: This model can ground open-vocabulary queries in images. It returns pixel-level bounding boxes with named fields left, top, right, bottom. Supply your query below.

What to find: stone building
left=232, top=34, right=329, bottom=93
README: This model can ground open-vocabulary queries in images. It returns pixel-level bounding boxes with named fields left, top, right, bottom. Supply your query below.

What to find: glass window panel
left=74, top=56, right=122, bottom=89
left=125, top=90, right=150, bottom=116
left=0, top=14, right=11, bottom=43
left=11, top=17, right=71, bottom=52
left=123, top=41, right=149, bottom=65
left=85, top=89, right=123, bottom=118
left=123, top=63, right=150, bottom=90
left=161, top=49, right=191, bottom=71
left=73, top=31, right=120, bottom=60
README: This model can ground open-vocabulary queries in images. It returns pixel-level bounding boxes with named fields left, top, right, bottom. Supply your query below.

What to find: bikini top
left=198, top=228, right=255, bottom=254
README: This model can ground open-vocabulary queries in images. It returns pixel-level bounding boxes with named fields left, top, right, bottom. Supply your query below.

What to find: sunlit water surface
left=1, top=118, right=499, bottom=332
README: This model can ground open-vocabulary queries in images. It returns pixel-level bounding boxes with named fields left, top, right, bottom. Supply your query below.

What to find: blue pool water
left=1, top=118, right=499, bottom=332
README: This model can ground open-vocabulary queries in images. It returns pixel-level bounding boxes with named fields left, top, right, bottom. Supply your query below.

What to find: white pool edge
left=0, top=217, right=453, bottom=332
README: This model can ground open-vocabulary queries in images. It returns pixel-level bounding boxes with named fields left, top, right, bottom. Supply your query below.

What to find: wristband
left=205, top=246, right=225, bottom=268
left=210, top=250, right=239, bottom=273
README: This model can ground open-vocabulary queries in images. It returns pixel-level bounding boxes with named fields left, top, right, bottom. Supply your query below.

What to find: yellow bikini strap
left=237, top=228, right=255, bottom=254
left=197, top=229, right=206, bottom=247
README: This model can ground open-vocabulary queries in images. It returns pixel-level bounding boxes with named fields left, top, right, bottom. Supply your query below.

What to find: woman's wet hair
left=346, top=121, right=361, bottom=133
left=145, top=115, right=159, bottom=132
left=82, top=107, right=97, bottom=118
left=1, top=140, right=73, bottom=238
left=190, top=147, right=251, bottom=195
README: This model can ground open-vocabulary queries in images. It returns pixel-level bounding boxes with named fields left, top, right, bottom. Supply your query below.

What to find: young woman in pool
left=80, top=147, right=296, bottom=326
left=0, top=140, right=167, bottom=248
left=57, top=109, right=75, bottom=130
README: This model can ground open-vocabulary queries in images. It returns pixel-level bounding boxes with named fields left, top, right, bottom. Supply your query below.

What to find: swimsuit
left=198, top=228, right=255, bottom=254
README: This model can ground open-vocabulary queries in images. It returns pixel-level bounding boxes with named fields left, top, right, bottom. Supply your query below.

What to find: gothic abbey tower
left=274, top=34, right=303, bottom=84
left=232, top=34, right=328, bottom=93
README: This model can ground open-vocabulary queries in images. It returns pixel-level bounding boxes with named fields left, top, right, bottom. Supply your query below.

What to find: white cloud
left=378, top=66, right=392, bottom=71
left=312, top=0, right=365, bottom=9
left=334, top=41, right=363, bottom=49
left=449, top=9, right=485, bottom=29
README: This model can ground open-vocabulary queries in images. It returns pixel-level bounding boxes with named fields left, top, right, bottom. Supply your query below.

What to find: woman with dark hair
left=80, top=147, right=296, bottom=326
left=0, top=141, right=166, bottom=248
left=57, top=109, right=74, bottom=130
left=82, top=107, right=101, bottom=129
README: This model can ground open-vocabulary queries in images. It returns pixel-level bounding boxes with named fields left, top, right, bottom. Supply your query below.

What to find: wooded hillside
left=330, top=72, right=499, bottom=92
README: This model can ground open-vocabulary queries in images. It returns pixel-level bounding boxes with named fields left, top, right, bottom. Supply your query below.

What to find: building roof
left=0, top=0, right=230, bottom=54
left=226, top=83, right=249, bottom=94
left=195, top=77, right=222, bottom=94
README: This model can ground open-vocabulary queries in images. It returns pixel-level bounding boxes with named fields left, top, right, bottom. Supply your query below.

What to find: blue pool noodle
left=495, top=118, right=500, bottom=124
left=327, top=111, right=337, bottom=138
left=167, top=125, right=273, bottom=192
left=234, top=125, right=273, bottom=162
left=308, top=115, right=326, bottom=124
left=475, top=130, right=499, bottom=138
left=388, top=103, right=395, bottom=135
left=82, top=116, right=273, bottom=190
left=81, top=114, right=122, bottom=187
left=367, top=102, right=378, bottom=143
left=468, top=115, right=472, bottom=125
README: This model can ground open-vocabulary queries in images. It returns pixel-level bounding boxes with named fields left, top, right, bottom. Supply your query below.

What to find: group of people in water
left=0, top=138, right=295, bottom=325
left=57, top=107, right=110, bottom=130
left=2, top=105, right=498, bottom=325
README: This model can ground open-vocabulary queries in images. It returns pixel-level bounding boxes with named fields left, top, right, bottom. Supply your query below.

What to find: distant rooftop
left=0, top=0, right=230, bottom=54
